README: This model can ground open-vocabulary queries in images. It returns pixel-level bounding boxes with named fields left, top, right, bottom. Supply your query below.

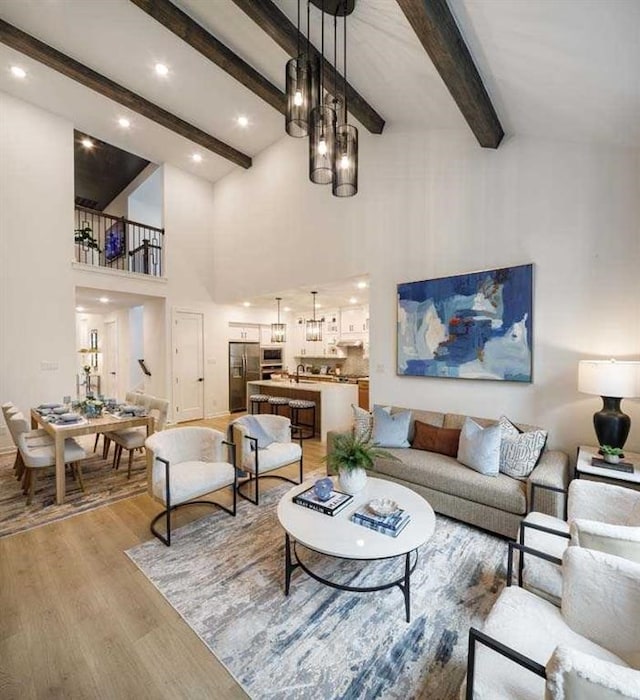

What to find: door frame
left=171, top=307, right=205, bottom=423
left=103, top=318, right=119, bottom=399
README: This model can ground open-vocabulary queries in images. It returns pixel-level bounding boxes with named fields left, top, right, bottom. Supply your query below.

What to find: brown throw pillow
left=411, top=421, right=461, bottom=458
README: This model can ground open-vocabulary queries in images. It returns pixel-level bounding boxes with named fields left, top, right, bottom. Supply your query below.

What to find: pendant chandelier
left=332, top=7, right=358, bottom=197
left=305, top=291, right=323, bottom=342
left=285, top=0, right=314, bottom=137
left=270, top=297, right=287, bottom=343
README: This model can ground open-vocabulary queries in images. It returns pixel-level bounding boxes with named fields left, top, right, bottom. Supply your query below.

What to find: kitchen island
left=246, top=379, right=357, bottom=442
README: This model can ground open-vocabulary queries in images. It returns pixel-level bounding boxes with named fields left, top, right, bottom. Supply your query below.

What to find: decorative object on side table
left=600, top=444, right=624, bottom=464
left=578, top=359, right=640, bottom=449
left=313, top=477, right=333, bottom=501
left=323, top=432, right=396, bottom=495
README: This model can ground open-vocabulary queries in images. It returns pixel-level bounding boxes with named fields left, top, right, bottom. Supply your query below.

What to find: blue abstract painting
left=397, top=264, right=533, bottom=382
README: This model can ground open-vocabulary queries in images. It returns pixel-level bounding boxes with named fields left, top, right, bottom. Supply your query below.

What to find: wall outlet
left=376, top=364, right=385, bottom=373
left=207, top=358, right=216, bottom=365
left=40, top=360, right=59, bottom=371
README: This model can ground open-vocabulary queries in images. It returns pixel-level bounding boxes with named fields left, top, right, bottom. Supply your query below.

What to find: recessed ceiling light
left=99, top=297, right=109, bottom=304
left=10, top=65, right=26, bottom=79
left=356, top=281, right=367, bottom=289
left=349, top=297, right=358, bottom=304
left=243, top=301, right=251, bottom=307
left=237, top=115, right=249, bottom=128
left=75, top=306, right=85, bottom=312
left=81, top=137, right=94, bottom=149
left=118, top=117, right=130, bottom=128
left=192, top=153, right=202, bottom=163
left=155, top=63, right=169, bottom=76
left=283, top=306, right=291, bottom=312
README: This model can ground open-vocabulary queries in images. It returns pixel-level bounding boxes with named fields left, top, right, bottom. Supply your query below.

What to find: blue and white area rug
left=126, top=487, right=506, bottom=700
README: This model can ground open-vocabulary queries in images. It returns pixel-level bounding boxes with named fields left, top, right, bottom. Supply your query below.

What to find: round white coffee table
left=277, top=476, right=436, bottom=622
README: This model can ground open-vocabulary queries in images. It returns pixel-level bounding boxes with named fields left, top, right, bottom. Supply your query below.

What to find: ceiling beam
left=129, top=0, right=286, bottom=115
left=0, top=18, right=252, bottom=168
left=230, top=0, right=385, bottom=135
left=396, top=0, right=504, bottom=148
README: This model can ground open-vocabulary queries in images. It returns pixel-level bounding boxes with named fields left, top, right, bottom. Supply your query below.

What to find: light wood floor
left=0, top=415, right=326, bottom=700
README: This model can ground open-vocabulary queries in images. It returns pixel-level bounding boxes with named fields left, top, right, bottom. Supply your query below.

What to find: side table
left=575, top=445, right=640, bottom=489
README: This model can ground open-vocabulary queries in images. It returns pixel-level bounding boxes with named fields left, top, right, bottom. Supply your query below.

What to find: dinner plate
left=59, top=413, right=82, bottom=423
left=39, top=402, right=62, bottom=409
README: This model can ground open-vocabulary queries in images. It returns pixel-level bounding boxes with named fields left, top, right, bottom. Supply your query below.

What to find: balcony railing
left=74, top=206, right=164, bottom=277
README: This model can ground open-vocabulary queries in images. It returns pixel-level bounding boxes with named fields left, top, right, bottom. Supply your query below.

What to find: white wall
left=209, top=128, right=640, bottom=453
left=0, top=93, right=76, bottom=450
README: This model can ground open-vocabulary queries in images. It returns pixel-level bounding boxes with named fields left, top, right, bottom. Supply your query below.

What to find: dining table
left=30, top=409, right=155, bottom=505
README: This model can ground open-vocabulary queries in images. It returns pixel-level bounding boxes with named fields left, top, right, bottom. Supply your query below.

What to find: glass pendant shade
left=285, top=56, right=313, bottom=137
left=333, top=123, right=358, bottom=197
left=270, top=297, right=287, bottom=343
left=305, top=319, right=322, bottom=342
left=309, top=104, right=336, bottom=184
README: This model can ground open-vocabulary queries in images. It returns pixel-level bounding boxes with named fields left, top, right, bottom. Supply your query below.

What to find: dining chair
left=4, top=406, right=55, bottom=479
left=12, top=415, right=87, bottom=504
left=101, top=391, right=151, bottom=458
left=105, top=396, right=169, bottom=478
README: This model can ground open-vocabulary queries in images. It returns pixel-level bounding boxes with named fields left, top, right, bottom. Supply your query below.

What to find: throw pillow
left=352, top=404, right=373, bottom=441
left=412, top=421, right=461, bottom=458
left=499, top=415, right=548, bottom=480
left=457, top=417, right=501, bottom=476
left=371, top=405, right=411, bottom=448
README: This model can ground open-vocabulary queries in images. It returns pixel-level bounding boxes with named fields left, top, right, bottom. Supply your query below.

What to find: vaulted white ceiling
left=0, top=0, right=638, bottom=189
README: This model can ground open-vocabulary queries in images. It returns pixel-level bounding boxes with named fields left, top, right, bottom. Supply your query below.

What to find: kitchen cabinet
left=358, top=379, right=370, bottom=411
left=324, top=309, right=340, bottom=335
left=340, top=306, right=368, bottom=337
left=229, top=323, right=260, bottom=342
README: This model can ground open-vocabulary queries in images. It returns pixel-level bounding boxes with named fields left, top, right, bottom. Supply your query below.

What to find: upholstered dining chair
left=100, top=391, right=152, bottom=458
left=230, top=414, right=303, bottom=506
left=4, top=407, right=57, bottom=480
left=509, top=479, right=640, bottom=603
left=104, top=396, right=168, bottom=479
left=13, top=415, right=87, bottom=504
left=462, top=548, right=640, bottom=700
left=145, top=427, right=236, bottom=546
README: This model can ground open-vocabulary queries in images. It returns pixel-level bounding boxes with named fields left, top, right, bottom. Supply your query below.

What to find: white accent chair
left=145, top=427, right=236, bottom=546
left=105, top=396, right=169, bottom=479
left=463, top=548, right=640, bottom=699
left=12, top=415, right=87, bottom=504
left=509, top=479, right=640, bottom=603
left=231, top=415, right=303, bottom=506
left=3, top=403, right=55, bottom=479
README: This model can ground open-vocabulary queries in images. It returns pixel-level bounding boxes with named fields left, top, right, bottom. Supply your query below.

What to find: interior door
left=174, top=311, right=204, bottom=422
left=103, top=319, right=118, bottom=399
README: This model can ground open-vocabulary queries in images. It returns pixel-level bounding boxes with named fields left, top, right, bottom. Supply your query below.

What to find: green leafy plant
left=600, top=445, right=624, bottom=456
left=324, top=432, right=396, bottom=474
left=74, top=223, right=102, bottom=253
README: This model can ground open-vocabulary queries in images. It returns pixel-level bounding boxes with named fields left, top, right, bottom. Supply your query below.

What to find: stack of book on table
left=293, top=486, right=353, bottom=516
left=351, top=507, right=411, bottom=537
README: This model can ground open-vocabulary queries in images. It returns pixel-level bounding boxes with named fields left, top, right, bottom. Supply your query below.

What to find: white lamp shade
left=578, top=360, right=640, bottom=398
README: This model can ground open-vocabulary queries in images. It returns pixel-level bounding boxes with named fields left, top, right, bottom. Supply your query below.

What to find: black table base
left=284, top=533, right=418, bottom=622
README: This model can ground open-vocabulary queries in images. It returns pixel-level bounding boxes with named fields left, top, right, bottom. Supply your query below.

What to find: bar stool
left=249, top=394, right=271, bottom=415
left=288, top=399, right=316, bottom=439
left=268, top=396, right=290, bottom=416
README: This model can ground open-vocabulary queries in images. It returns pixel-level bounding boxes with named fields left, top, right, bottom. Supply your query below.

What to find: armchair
left=511, top=479, right=640, bottom=603
left=231, top=415, right=303, bottom=506
left=463, top=548, right=640, bottom=699
left=145, top=427, right=236, bottom=546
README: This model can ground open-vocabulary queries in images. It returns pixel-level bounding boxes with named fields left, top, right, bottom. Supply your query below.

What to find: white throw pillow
left=499, top=415, right=547, bottom=480
left=457, top=417, right=501, bottom=476
left=352, top=404, right=372, bottom=441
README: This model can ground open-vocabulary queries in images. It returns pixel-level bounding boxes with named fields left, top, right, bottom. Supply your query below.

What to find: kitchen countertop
left=248, top=379, right=357, bottom=392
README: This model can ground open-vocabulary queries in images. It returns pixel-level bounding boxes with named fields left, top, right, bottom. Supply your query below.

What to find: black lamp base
left=593, top=396, right=630, bottom=450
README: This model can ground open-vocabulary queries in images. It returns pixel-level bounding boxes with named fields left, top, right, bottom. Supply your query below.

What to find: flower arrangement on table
left=77, top=397, right=104, bottom=418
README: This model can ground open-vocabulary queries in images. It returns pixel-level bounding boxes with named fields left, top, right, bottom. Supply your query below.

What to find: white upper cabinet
left=229, top=323, right=260, bottom=343
left=340, top=306, right=368, bottom=337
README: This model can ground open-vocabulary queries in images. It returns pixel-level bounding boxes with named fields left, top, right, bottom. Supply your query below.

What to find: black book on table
left=590, top=457, right=634, bottom=473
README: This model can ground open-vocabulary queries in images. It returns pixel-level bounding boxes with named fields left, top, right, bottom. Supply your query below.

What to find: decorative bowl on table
left=53, top=407, right=68, bottom=415
left=59, top=412, right=82, bottom=423
left=367, top=498, right=399, bottom=517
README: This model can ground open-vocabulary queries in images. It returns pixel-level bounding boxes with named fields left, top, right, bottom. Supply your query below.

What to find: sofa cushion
left=499, top=415, right=548, bottom=480
left=351, top=404, right=372, bottom=441
left=443, top=412, right=541, bottom=434
left=457, top=418, right=501, bottom=476
left=387, top=406, right=445, bottom=442
left=411, top=421, right=461, bottom=458
left=372, top=405, right=411, bottom=447
left=373, top=448, right=527, bottom=515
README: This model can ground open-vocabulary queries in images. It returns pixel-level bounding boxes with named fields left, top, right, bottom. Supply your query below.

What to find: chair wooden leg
left=14, top=451, right=25, bottom=480
left=103, top=437, right=111, bottom=460
left=74, top=462, right=85, bottom=492
left=93, top=433, right=100, bottom=453
left=22, top=468, right=30, bottom=495
left=127, top=449, right=134, bottom=479
left=115, top=445, right=123, bottom=471
left=26, top=468, right=36, bottom=505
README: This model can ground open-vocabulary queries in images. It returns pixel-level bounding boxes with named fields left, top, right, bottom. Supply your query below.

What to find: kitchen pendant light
left=333, top=6, right=358, bottom=197
left=270, top=297, right=287, bottom=343
left=285, top=0, right=314, bottom=137
left=306, top=291, right=323, bottom=342
left=309, top=1, right=336, bottom=185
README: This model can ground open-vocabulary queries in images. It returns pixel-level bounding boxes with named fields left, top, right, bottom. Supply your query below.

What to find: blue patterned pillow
left=457, top=417, right=501, bottom=476
left=371, top=405, right=411, bottom=448
left=499, top=416, right=547, bottom=480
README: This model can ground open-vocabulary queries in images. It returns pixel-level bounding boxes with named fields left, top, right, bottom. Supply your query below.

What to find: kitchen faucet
left=296, top=364, right=305, bottom=383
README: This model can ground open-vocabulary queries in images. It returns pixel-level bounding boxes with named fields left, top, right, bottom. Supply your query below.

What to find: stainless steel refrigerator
left=229, top=342, right=260, bottom=412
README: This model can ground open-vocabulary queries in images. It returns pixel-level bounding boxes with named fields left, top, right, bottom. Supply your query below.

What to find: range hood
left=336, top=339, right=364, bottom=348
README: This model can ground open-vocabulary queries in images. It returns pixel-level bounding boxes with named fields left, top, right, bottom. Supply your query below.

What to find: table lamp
left=578, top=359, right=640, bottom=450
